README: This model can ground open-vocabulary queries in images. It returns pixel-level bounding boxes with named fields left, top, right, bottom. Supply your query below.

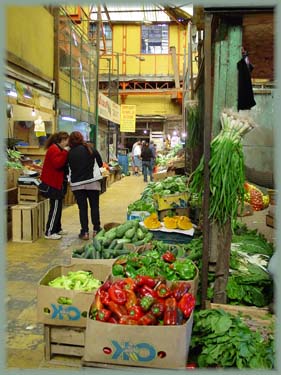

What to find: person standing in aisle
left=140, top=142, right=154, bottom=182
left=149, top=140, right=157, bottom=173
left=67, top=131, right=103, bottom=240
left=132, top=140, right=142, bottom=176
left=40, top=131, right=69, bottom=240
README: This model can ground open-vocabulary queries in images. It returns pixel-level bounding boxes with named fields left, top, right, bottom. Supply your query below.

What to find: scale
left=18, top=171, right=40, bottom=186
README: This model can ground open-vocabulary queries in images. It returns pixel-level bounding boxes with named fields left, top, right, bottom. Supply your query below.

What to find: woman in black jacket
left=68, top=131, right=103, bottom=240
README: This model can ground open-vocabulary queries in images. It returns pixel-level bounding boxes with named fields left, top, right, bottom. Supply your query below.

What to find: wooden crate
left=208, top=303, right=274, bottom=331
left=18, top=185, right=40, bottom=203
left=11, top=204, right=39, bottom=242
left=44, top=325, right=85, bottom=364
left=266, top=214, right=274, bottom=228
left=35, top=199, right=50, bottom=237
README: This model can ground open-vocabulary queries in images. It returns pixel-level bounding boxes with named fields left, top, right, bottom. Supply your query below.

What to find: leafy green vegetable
left=190, top=309, right=274, bottom=368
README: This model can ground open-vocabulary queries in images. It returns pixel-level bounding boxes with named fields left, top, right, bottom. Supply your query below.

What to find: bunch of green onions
left=189, top=110, right=255, bottom=228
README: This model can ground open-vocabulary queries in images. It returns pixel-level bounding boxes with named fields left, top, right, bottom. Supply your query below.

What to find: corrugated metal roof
left=89, top=4, right=193, bottom=23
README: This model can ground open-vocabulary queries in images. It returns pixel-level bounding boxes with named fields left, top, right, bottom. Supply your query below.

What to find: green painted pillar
left=212, top=23, right=242, bottom=136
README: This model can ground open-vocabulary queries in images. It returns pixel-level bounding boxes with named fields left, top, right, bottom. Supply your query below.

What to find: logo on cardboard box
left=103, top=340, right=158, bottom=362
left=49, top=303, right=83, bottom=321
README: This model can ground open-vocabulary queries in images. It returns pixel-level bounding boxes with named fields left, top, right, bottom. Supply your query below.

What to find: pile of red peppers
left=90, top=275, right=196, bottom=325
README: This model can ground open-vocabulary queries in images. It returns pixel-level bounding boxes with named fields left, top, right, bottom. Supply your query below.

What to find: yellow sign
left=120, top=105, right=136, bottom=132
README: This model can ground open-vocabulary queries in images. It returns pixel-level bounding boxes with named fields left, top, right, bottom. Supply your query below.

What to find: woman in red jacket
left=40, top=132, right=69, bottom=239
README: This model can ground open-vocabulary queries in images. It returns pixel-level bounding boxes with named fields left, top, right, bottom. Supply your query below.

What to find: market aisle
left=6, top=175, right=146, bottom=369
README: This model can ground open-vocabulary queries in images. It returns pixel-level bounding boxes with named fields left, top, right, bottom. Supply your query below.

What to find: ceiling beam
left=103, top=5, right=113, bottom=30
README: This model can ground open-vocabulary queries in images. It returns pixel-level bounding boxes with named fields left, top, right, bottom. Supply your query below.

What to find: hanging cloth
left=237, top=57, right=256, bottom=111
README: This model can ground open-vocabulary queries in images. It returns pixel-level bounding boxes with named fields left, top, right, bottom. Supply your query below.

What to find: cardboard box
left=83, top=312, right=194, bottom=369
left=37, top=263, right=111, bottom=327
left=70, top=258, right=116, bottom=267
left=156, top=192, right=189, bottom=211
left=153, top=170, right=175, bottom=182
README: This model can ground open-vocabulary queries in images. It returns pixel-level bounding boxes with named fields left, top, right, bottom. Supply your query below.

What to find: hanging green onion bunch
left=189, top=109, right=255, bottom=228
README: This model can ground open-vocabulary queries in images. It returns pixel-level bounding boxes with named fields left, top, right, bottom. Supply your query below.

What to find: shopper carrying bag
left=40, top=131, right=69, bottom=239
left=67, top=131, right=103, bottom=240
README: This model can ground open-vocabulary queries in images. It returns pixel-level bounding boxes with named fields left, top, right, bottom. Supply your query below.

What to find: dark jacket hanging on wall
left=237, top=57, right=256, bottom=110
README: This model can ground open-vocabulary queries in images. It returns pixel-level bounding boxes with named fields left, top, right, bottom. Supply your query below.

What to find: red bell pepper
left=156, top=283, right=171, bottom=298
left=99, top=279, right=112, bottom=292
left=113, top=279, right=127, bottom=290
left=127, top=305, right=144, bottom=321
left=138, top=312, right=157, bottom=325
left=119, top=315, right=138, bottom=325
left=125, top=289, right=138, bottom=310
left=178, top=293, right=195, bottom=318
left=94, top=308, right=112, bottom=322
left=150, top=301, right=165, bottom=318
left=171, top=282, right=191, bottom=301
left=134, top=275, right=157, bottom=288
left=163, top=297, right=178, bottom=325
left=138, top=285, right=158, bottom=298
left=91, top=293, right=103, bottom=311
left=98, top=290, right=111, bottom=305
left=162, top=251, right=176, bottom=263
left=107, top=300, right=127, bottom=319
left=108, top=284, right=127, bottom=305
left=140, top=295, right=155, bottom=311
left=108, top=316, right=118, bottom=324
left=123, top=277, right=136, bottom=290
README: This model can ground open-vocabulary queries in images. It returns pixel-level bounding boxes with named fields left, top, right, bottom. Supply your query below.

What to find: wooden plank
left=51, top=327, right=85, bottom=346
left=11, top=206, right=22, bottom=242
left=44, top=325, right=51, bottom=361
left=22, top=208, right=32, bottom=242
left=50, top=344, right=84, bottom=357
left=225, top=25, right=242, bottom=109
left=209, top=303, right=274, bottom=328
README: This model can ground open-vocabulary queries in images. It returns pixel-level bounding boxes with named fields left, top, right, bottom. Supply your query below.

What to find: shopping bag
left=93, top=159, right=103, bottom=181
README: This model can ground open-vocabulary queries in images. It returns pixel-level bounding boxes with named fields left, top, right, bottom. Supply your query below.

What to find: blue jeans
left=142, top=161, right=153, bottom=182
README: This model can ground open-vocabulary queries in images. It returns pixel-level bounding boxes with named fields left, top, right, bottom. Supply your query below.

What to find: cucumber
left=125, top=228, right=136, bottom=239
left=93, top=237, right=102, bottom=252
left=72, top=253, right=83, bottom=258
left=103, top=238, right=112, bottom=248
left=114, top=242, right=124, bottom=250
left=133, top=239, right=146, bottom=246
left=95, top=228, right=106, bottom=239
left=73, top=246, right=85, bottom=255
left=84, top=246, right=94, bottom=259
left=108, top=239, right=118, bottom=249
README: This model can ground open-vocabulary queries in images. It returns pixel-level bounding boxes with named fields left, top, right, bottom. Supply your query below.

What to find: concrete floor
left=6, top=175, right=275, bottom=369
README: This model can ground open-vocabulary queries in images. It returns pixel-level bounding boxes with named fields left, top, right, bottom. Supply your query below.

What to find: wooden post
left=210, top=20, right=242, bottom=303
left=201, top=12, right=213, bottom=309
left=213, top=220, right=232, bottom=303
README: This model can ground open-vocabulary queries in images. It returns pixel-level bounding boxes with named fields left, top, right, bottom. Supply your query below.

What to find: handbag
left=93, top=159, right=103, bottom=181
left=38, top=181, right=64, bottom=199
